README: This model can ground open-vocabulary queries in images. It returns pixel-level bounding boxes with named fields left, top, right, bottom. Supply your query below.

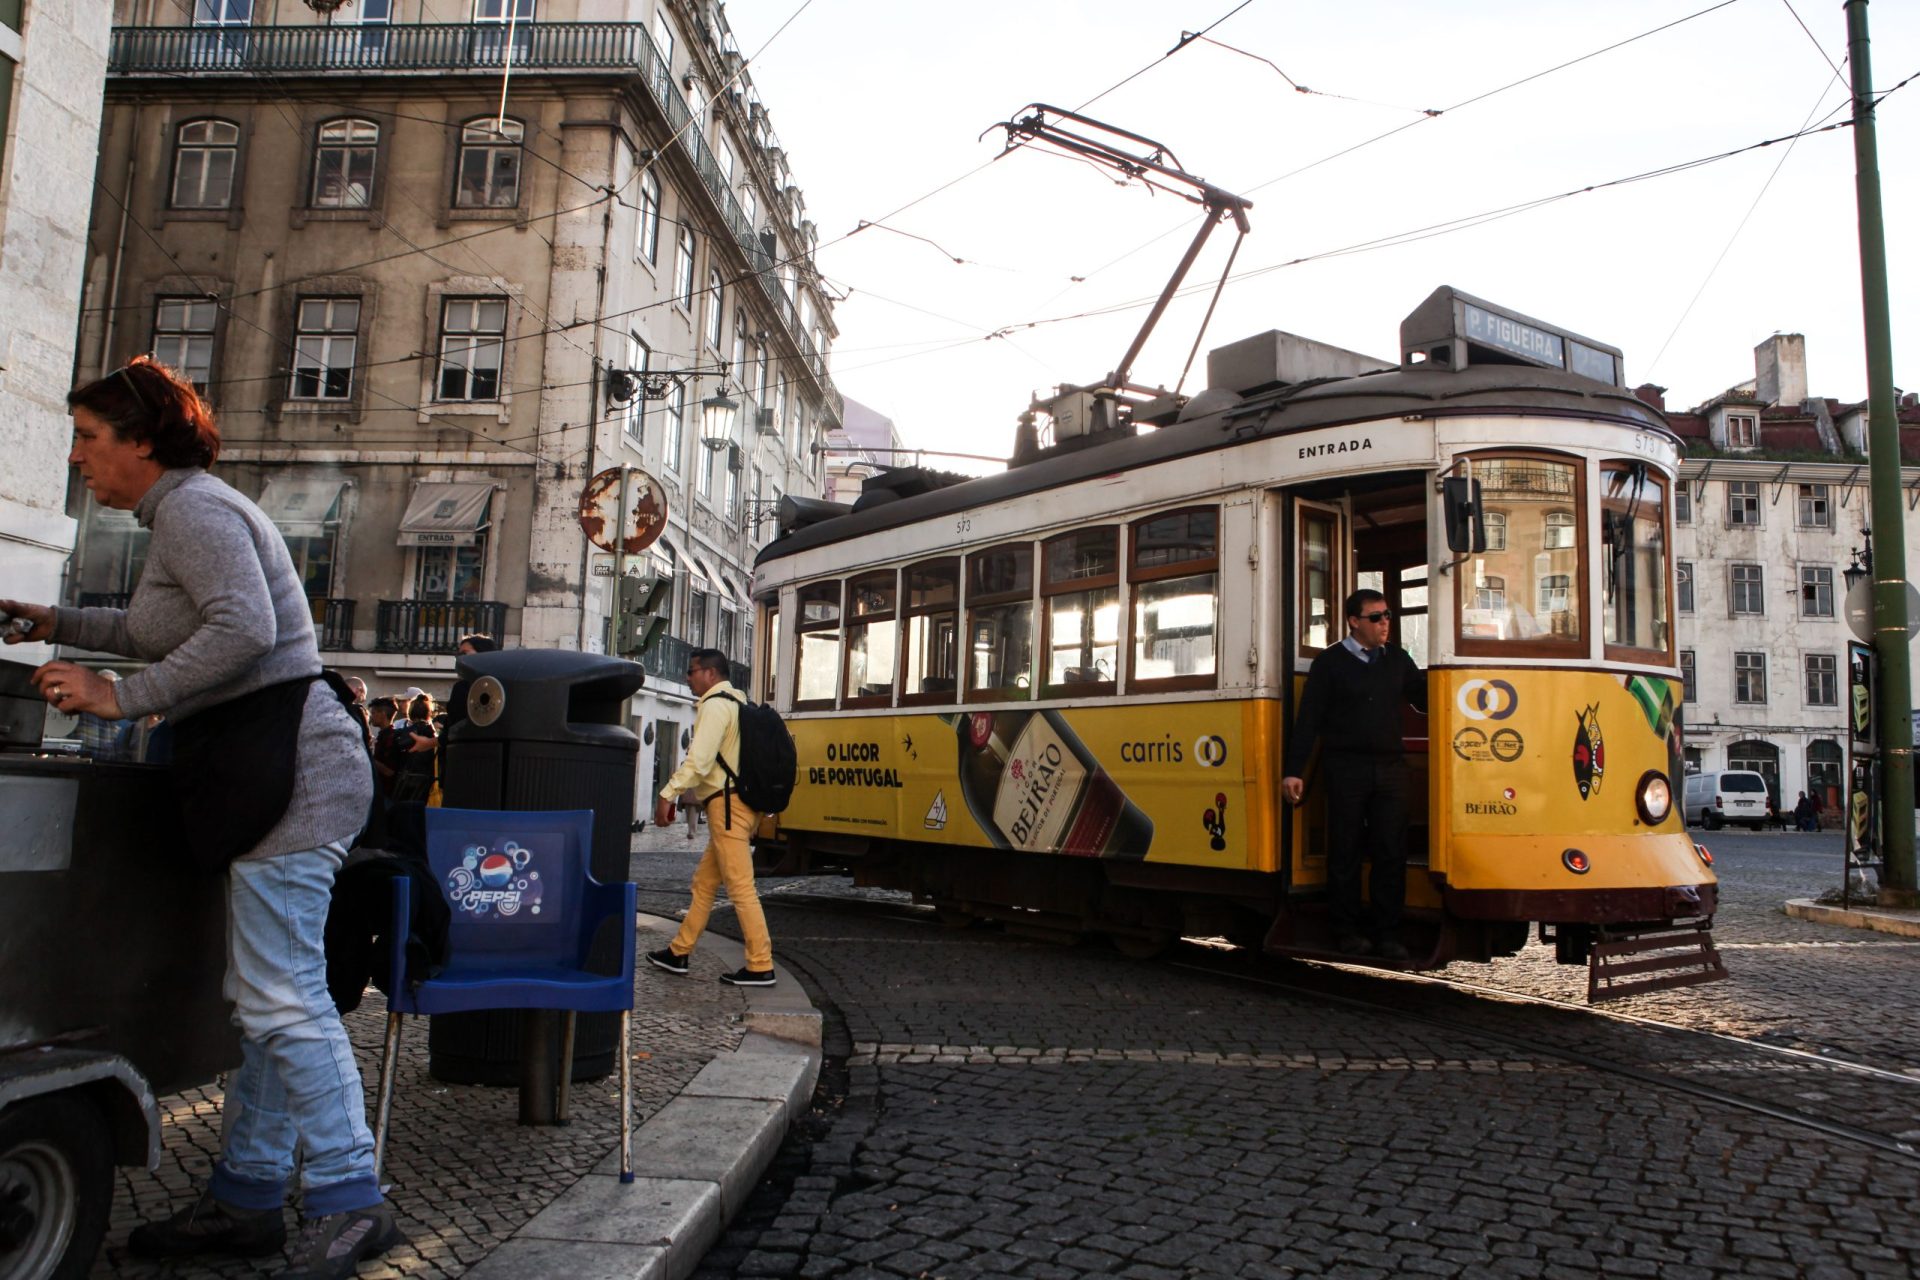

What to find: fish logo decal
left=1573, top=705, right=1605, bottom=800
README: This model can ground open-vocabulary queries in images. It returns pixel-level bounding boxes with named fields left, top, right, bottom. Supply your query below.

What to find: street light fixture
left=699, top=386, right=740, bottom=450
left=1844, top=529, right=1875, bottom=592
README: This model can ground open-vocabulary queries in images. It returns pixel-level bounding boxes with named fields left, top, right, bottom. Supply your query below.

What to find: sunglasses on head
left=1360, top=610, right=1393, bottom=623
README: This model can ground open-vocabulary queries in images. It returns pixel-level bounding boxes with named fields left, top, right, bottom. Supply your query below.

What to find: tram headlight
left=1635, top=770, right=1673, bottom=825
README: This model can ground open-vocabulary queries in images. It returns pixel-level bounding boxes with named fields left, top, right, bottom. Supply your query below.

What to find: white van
left=1684, top=769, right=1771, bottom=830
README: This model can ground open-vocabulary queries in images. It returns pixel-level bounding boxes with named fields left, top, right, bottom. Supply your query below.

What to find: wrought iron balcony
left=108, top=21, right=656, bottom=77
left=75, top=591, right=133, bottom=610
left=636, top=632, right=749, bottom=692
left=375, top=599, right=507, bottom=655
left=311, top=597, right=356, bottom=651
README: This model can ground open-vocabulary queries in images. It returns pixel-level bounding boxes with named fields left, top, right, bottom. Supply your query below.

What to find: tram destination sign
left=1400, top=286, right=1624, bottom=388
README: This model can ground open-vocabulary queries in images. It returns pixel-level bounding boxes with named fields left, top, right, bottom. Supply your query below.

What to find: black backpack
left=718, top=692, right=797, bottom=818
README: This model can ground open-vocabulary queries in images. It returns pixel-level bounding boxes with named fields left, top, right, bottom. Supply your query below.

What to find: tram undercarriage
left=758, top=833, right=1721, bottom=994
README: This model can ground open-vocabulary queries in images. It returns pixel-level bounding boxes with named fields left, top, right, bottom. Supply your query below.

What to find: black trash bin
left=429, top=648, right=644, bottom=1087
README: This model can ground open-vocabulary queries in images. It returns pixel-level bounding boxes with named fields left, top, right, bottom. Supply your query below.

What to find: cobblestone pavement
left=646, top=823, right=1920, bottom=1279
left=92, top=903, right=745, bottom=1279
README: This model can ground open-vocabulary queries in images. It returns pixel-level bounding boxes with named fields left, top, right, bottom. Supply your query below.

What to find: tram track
left=739, top=884, right=1920, bottom=1165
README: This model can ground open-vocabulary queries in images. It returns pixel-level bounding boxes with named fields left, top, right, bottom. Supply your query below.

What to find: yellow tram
left=745, top=287, right=1725, bottom=1000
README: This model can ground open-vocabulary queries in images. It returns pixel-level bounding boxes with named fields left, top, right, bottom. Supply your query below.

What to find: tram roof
left=756, top=362, right=1673, bottom=573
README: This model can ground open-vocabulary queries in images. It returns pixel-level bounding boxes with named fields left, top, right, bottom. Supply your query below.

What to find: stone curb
left=461, top=913, right=823, bottom=1280
left=1784, top=897, right=1920, bottom=940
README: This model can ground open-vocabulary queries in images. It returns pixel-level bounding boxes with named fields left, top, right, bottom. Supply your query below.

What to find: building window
left=1674, top=480, right=1691, bottom=524
left=334, top=0, right=391, bottom=54
left=1727, top=480, right=1760, bottom=527
left=416, top=535, right=487, bottom=602
left=455, top=117, right=522, bottom=208
left=686, top=577, right=710, bottom=647
left=705, top=270, right=725, bottom=350
left=1806, top=653, right=1838, bottom=706
left=1797, top=483, right=1832, bottom=528
left=436, top=297, right=507, bottom=401
left=732, top=312, right=750, bottom=392
left=311, top=118, right=378, bottom=208
left=151, top=298, right=218, bottom=393
left=1735, top=652, right=1767, bottom=704
left=1728, top=413, right=1758, bottom=448
left=696, top=436, right=716, bottom=500
left=1680, top=650, right=1696, bottom=703
left=718, top=138, right=736, bottom=184
left=675, top=227, right=697, bottom=311
left=1542, top=510, right=1576, bottom=550
left=723, top=446, right=740, bottom=518
left=1482, top=510, right=1508, bottom=551
left=471, top=0, right=535, bottom=58
left=651, top=9, right=676, bottom=70
left=635, top=168, right=662, bottom=264
left=1730, top=563, right=1765, bottom=615
left=290, top=297, right=359, bottom=399
left=1538, top=573, right=1572, bottom=616
left=1473, top=575, right=1506, bottom=613
left=622, top=332, right=649, bottom=444
left=191, top=0, right=253, bottom=64
left=663, top=375, right=686, bottom=474
left=1800, top=566, right=1834, bottom=618
left=171, top=119, right=240, bottom=209
left=1677, top=561, right=1694, bottom=613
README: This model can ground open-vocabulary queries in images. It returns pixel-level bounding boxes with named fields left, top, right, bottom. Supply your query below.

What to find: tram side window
left=966, top=543, right=1034, bottom=701
left=1130, top=507, right=1218, bottom=688
left=760, top=603, right=780, bottom=704
left=1457, top=455, right=1584, bottom=652
left=1043, top=527, right=1120, bottom=694
left=843, top=570, right=898, bottom=707
left=1601, top=464, right=1671, bottom=658
left=794, top=580, right=842, bottom=709
left=901, top=557, right=960, bottom=704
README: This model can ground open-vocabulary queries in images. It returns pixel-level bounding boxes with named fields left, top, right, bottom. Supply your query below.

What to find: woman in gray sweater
left=1, top=357, right=400, bottom=1279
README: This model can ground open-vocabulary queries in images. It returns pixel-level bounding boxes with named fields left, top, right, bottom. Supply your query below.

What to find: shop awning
left=397, top=482, right=493, bottom=547
left=258, top=478, right=347, bottom=537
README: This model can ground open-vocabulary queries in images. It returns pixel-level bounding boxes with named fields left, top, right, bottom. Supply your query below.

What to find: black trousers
left=1321, top=752, right=1409, bottom=938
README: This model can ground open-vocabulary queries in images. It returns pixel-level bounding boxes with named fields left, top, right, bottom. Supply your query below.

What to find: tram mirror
left=1443, top=476, right=1486, bottom=553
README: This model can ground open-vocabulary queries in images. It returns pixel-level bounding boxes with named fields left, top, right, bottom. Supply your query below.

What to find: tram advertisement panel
left=1434, top=668, right=1686, bottom=838
left=782, top=701, right=1278, bottom=870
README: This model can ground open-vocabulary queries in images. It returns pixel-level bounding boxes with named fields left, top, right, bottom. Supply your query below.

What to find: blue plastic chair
left=371, top=808, right=638, bottom=1183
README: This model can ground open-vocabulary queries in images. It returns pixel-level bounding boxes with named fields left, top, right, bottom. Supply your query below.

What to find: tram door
left=1280, top=482, right=1436, bottom=915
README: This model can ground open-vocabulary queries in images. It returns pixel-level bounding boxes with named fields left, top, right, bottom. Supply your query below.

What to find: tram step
left=1587, top=921, right=1729, bottom=1003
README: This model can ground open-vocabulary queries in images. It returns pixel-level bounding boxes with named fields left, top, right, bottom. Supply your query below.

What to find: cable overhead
left=1073, top=0, right=1253, bottom=112
left=1187, top=35, right=1441, bottom=116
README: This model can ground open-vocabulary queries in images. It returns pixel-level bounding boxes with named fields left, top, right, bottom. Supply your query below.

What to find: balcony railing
left=76, top=591, right=133, bottom=610
left=376, top=599, right=507, bottom=655
left=108, top=22, right=657, bottom=76
left=312, top=597, right=356, bottom=651
left=637, top=632, right=749, bottom=692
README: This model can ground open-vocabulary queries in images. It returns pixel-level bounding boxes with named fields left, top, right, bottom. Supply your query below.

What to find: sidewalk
left=1784, top=895, right=1920, bottom=940
left=96, top=914, right=820, bottom=1280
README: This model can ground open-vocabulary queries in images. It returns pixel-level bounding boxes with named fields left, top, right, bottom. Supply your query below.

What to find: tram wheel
left=0, top=1096, right=113, bottom=1280
left=1109, top=930, right=1175, bottom=960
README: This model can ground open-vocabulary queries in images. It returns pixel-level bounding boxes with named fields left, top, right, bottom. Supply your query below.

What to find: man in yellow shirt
left=647, top=648, right=775, bottom=986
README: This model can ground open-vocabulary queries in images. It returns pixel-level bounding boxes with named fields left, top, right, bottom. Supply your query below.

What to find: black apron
left=168, top=675, right=320, bottom=873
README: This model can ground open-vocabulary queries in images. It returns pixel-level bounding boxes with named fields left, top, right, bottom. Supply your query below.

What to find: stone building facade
left=0, top=1, right=109, bottom=658
left=1654, top=334, right=1920, bottom=816
left=79, top=0, right=835, bottom=795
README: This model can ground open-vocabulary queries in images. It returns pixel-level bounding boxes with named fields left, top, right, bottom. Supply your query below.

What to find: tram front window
left=1458, top=455, right=1584, bottom=650
left=1602, top=464, right=1671, bottom=658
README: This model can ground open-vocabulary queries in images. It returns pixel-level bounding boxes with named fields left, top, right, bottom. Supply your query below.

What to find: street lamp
left=1844, top=529, right=1875, bottom=592
left=699, top=386, right=740, bottom=451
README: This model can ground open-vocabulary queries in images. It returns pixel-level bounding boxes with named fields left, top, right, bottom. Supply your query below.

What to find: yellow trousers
left=669, top=793, right=772, bottom=971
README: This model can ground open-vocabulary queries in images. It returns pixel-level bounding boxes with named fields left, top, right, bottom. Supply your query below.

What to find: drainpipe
left=98, top=106, right=139, bottom=378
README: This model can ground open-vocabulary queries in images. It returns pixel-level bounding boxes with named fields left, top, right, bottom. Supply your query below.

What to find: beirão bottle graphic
left=951, top=709, right=1154, bottom=858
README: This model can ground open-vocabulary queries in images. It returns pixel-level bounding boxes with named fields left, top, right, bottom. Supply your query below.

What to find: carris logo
left=1456, top=679, right=1518, bottom=721
left=1193, top=735, right=1228, bottom=767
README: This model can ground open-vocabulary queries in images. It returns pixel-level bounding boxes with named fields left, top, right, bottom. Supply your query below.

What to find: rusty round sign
left=579, top=466, right=669, bottom=556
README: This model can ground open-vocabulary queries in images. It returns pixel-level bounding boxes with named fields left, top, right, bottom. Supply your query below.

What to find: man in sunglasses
left=1281, top=588, right=1427, bottom=960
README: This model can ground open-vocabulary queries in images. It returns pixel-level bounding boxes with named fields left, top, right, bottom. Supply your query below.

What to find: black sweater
left=1283, top=642, right=1427, bottom=775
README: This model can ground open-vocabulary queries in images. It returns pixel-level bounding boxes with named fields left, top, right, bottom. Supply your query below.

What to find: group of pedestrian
left=1792, top=790, right=1827, bottom=832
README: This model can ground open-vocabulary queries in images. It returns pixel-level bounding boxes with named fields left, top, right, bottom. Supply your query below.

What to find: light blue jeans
left=207, top=841, right=381, bottom=1216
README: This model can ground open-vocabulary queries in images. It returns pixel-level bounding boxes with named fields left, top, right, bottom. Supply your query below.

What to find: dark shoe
left=128, top=1188, right=286, bottom=1259
left=1335, top=935, right=1374, bottom=957
left=1375, top=939, right=1411, bottom=962
left=719, top=967, right=776, bottom=986
left=281, top=1202, right=404, bottom=1279
left=647, top=947, right=690, bottom=976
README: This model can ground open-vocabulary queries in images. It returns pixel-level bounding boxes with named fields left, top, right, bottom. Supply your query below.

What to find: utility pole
left=1845, top=0, right=1915, bottom=901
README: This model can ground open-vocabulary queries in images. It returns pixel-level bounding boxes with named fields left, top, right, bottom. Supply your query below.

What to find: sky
left=722, top=0, right=1919, bottom=471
